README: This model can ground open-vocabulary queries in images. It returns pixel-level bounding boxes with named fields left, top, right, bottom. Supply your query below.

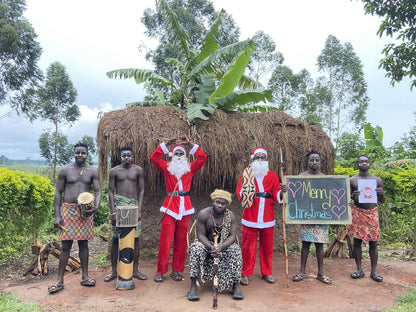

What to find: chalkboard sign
left=283, top=175, right=351, bottom=224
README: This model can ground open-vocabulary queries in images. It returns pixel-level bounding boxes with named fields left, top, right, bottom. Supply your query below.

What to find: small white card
left=358, top=179, right=377, bottom=203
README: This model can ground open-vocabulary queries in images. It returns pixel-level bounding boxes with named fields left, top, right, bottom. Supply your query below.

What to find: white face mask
left=250, top=160, right=269, bottom=177
left=168, top=155, right=191, bottom=179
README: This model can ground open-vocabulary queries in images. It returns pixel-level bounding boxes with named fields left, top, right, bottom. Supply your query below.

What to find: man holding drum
left=48, top=143, right=101, bottom=294
left=104, top=146, right=147, bottom=282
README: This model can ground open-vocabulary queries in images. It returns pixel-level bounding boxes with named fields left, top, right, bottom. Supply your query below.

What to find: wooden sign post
left=283, top=175, right=351, bottom=224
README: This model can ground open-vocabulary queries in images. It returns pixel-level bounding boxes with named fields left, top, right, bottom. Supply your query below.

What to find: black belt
left=254, top=192, right=272, bottom=199
left=167, top=191, right=190, bottom=197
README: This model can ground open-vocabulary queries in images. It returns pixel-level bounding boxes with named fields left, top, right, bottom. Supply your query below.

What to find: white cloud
left=0, top=102, right=114, bottom=160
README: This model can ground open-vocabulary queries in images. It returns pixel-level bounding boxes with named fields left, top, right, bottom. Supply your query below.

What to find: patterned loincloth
left=60, top=203, right=94, bottom=241
left=114, top=194, right=137, bottom=206
left=188, top=241, right=242, bottom=292
left=346, top=205, right=380, bottom=243
left=188, top=208, right=242, bottom=292
left=299, top=224, right=329, bottom=243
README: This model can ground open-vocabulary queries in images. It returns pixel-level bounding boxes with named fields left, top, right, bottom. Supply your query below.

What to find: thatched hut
left=97, top=106, right=335, bottom=254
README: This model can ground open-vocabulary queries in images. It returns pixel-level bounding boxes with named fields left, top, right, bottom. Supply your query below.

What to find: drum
left=77, top=192, right=94, bottom=218
left=116, top=206, right=138, bottom=227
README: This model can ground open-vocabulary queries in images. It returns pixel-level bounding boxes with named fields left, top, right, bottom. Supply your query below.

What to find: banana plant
left=107, top=0, right=271, bottom=122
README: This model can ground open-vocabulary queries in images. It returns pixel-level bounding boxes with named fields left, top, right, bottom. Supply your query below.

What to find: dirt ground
left=1, top=241, right=416, bottom=312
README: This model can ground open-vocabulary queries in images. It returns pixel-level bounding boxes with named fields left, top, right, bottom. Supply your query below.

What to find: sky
left=0, top=0, right=414, bottom=160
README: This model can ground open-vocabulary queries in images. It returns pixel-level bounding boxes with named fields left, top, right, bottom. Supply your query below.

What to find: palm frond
left=213, top=89, right=272, bottom=110
left=159, top=0, right=191, bottom=61
left=213, top=69, right=259, bottom=89
left=106, top=68, right=174, bottom=88
left=209, top=42, right=254, bottom=102
left=189, top=39, right=253, bottom=79
left=165, top=58, right=187, bottom=81
left=186, top=103, right=217, bottom=122
left=194, top=9, right=225, bottom=65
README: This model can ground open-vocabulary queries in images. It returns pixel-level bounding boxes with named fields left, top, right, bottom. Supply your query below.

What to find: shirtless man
left=104, top=146, right=147, bottom=282
left=187, top=189, right=243, bottom=301
left=292, top=150, right=331, bottom=285
left=48, top=143, right=102, bottom=294
left=347, top=155, right=386, bottom=282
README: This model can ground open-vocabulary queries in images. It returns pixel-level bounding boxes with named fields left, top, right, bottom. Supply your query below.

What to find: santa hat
left=251, top=147, right=267, bottom=159
left=169, top=145, right=186, bottom=157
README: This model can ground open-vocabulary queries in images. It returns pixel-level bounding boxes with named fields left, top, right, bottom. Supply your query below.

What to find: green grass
left=1, top=164, right=53, bottom=177
left=0, top=293, right=44, bottom=312
left=383, top=287, right=416, bottom=312
left=89, top=251, right=110, bottom=267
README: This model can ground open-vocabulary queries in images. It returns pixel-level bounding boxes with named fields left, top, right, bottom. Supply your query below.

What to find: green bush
left=93, top=195, right=109, bottom=226
left=0, top=168, right=54, bottom=261
left=333, top=165, right=358, bottom=176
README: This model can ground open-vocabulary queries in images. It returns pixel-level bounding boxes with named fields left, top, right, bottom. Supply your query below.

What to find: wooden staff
left=212, top=232, right=219, bottom=309
left=279, top=147, right=289, bottom=288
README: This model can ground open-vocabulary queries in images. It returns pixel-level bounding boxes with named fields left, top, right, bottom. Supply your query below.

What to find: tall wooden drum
left=115, top=206, right=138, bottom=291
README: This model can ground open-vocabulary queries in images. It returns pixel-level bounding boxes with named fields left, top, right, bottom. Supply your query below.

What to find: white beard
left=250, top=160, right=269, bottom=177
left=167, top=155, right=191, bottom=179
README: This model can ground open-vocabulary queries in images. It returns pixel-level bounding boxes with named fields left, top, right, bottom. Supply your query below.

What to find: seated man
left=187, top=189, right=244, bottom=301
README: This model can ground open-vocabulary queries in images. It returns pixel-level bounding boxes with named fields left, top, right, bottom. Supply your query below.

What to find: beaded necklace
left=211, top=207, right=224, bottom=235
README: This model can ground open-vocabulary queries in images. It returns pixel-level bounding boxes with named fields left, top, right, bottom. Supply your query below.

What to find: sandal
left=240, top=276, right=249, bottom=286
left=232, top=289, right=244, bottom=300
left=187, top=290, right=200, bottom=301
left=80, top=277, right=96, bottom=287
left=370, top=273, right=383, bottom=282
left=48, top=283, right=64, bottom=294
left=292, top=272, right=308, bottom=282
left=262, top=275, right=276, bottom=284
left=316, top=275, right=332, bottom=285
left=154, top=273, right=164, bottom=283
left=351, top=271, right=365, bottom=279
left=133, top=272, right=148, bottom=280
left=170, top=271, right=184, bottom=282
left=104, top=274, right=117, bottom=282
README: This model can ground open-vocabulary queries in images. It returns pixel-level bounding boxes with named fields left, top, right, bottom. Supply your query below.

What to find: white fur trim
left=252, top=148, right=267, bottom=158
left=172, top=146, right=186, bottom=156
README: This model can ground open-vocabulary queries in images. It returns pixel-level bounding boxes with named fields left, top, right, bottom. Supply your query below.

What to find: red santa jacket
left=236, top=170, right=282, bottom=228
left=150, top=143, right=207, bottom=220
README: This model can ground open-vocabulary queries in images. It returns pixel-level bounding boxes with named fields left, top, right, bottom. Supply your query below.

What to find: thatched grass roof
left=97, top=106, right=335, bottom=193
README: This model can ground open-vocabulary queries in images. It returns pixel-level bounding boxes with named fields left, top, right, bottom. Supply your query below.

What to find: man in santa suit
left=151, top=136, right=207, bottom=283
left=236, top=147, right=285, bottom=285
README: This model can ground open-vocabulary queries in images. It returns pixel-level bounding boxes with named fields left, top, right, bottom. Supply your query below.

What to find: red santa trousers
left=241, top=225, right=274, bottom=277
left=157, top=214, right=191, bottom=274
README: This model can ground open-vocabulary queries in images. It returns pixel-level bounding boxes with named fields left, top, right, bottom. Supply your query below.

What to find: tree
left=108, top=0, right=271, bottom=122
left=336, top=132, right=365, bottom=167
left=0, top=0, right=43, bottom=120
left=317, top=35, right=369, bottom=149
left=141, top=0, right=240, bottom=97
left=36, top=62, right=79, bottom=184
left=268, top=66, right=315, bottom=117
left=268, top=65, right=296, bottom=111
left=247, top=30, right=284, bottom=87
left=361, top=0, right=416, bottom=89
left=38, top=131, right=72, bottom=170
